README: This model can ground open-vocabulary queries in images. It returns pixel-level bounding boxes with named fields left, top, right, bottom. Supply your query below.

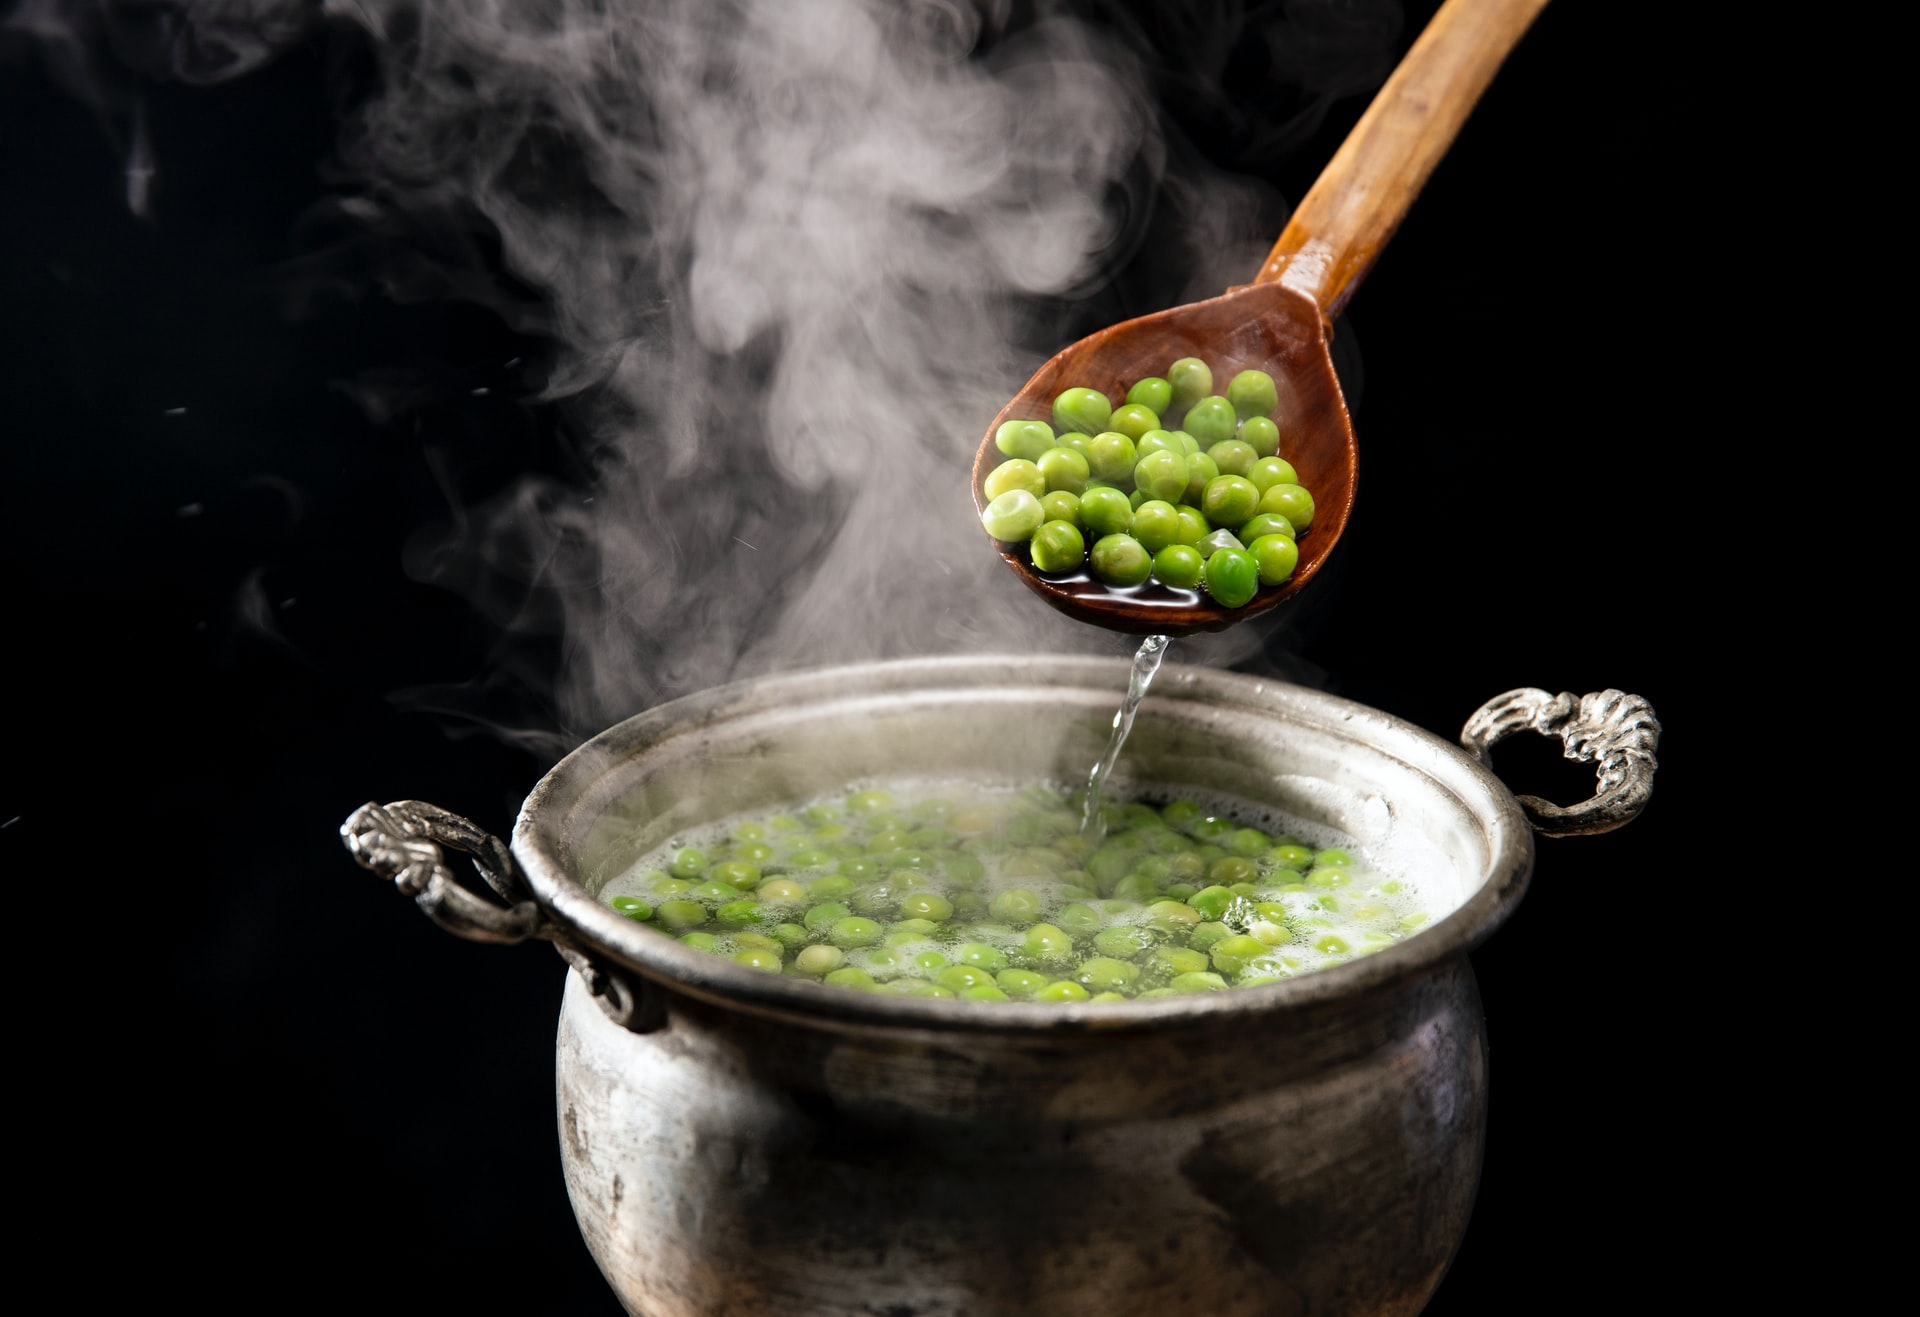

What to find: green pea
left=1257, top=482, right=1315, bottom=530
left=937, top=964, right=996, bottom=992
left=1307, top=867, right=1352, bottom=889
left=1267, top=844, right=1315, bottom=871
left=809, top=875, right=857, bottom=899
left=981, top=489, right=1045, bottom=542
left=1151, top=946, right=1210, bottom=976
left=955, top=942, right=1009, bottom=973
left=1173, top=504, right=1210, bottom=544
left=733, top=947, right=783, bottom=973
left=1076, top=957, right=1139, bottom=992
left=656, top=899, right=708, bottom=930
left=1204, top=547, right=1259, bottom=608
left=1189, top=921, right=1232, bottom=952
left=802, top=901, right=853, bottom=932
left=1134, top=428, right=1183, bottom=460
left=1237, top=513, right=1296, bottom=545
left=1184, top=396, right=1237, bottom=445
left=983, top=458, right=1047, bottom=502
left=1163, top=882, right=1197, bottom=902
left=1151, top=544, right=1203, bottom=588
left=962, top=985, right=1012, bottom=1002
left=1227, top=369, right=1278, bottom=419
left=1136, top=988, right=1179, bottom=1000
left=1238, top=415, right=1281, bottom=458
left=734, top=932, right=782, bottom=951
left=1132, top=450, right=1190, bottom=503
left=912, top=950, right=950, bottom=974
left=1315, top=847, right=1356, bottom=867
left=1206, top=439, right=1257, bottom=477
left=715, top=899, right=763, bottom=926
left=1094, top=925, right=1152, bottom=958
left=1087, top=991, right=1126, bottom=1003
left=1168, top=358, right=1212, bottom=411
left=1209, top=856, right=1258, bottom=886
left=1313, top=934, right=1352, bottom=956
left=781, top=847, right=833, bottom=869
left=897, top=890, right=954, bottom=921
left=829, top=916, right=884, bottom=948
left=1053, top=386, right=1112, bottom=437
left=1029, top=520, right=1086, bottom=574
left=1201, top=475, right=1261, bottom=528
left=995, top=418, right=1056, bottom=461
left=1091, top=534, right=1152, bottom=587
left=1127, top=376, right=1174, bottom=415
left=669, top=848, right=708, bottom=879
left=1080, top=486, right=1134, bottom=537
left=755, top=878, right=809, bottom=904
left=1246, top=456, right=1298, bottom=493
left=610, top=896, right=653, bottom=921
left=1168, top=971, right=1229, bottom=993
left=987, top=888, right=1043, bottom=924
left=1088, top=431, right=1139, bottom=483
left=1110, top=402, right=1161, bottom=440
left=1058, top=902, right=1103, bottom=936
left=891, top=917, right=938, bottom=937
left=1181, top=453, right=1220, bottom=506
left=1111, top=872, right=1158, bottom=903
left=1022, top=923, right=1074, bottom=964
left=679, top=931, right=719, bottom=952
left=1036, top=446, right=1090, bottom=494
left=1035, top=980, right=1092, bottom=1003
left=1054, top=431, right=1094, bottom=458
left=1187, top=885, right=1236, bottom=920
left=995, top=969, right=1050, bottom=998
left=802, top=803, right=841, bottom=826
left=1173, top=430, right=1200, bottom=455
left=1249, top=534, right=1299, bottom=586
left=1209, top=934, right=1270, bottom=975
left=823, top=967, right=877, bottom=990
left=1039, top=490, right=1082, bottom=527
left=771, top=922, right=810, bottom=948
left=1144, top=900, right=1202, bottom=933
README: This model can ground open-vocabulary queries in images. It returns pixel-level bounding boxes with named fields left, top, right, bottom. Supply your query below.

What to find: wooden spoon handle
left=1254, top=0, right=1549, bottom=321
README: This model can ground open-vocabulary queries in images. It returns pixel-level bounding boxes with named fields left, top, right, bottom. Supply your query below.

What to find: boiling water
left=599, top=776, right=1436, bottom=1000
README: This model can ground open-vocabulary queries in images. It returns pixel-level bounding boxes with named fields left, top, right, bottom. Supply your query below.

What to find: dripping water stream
left=1079, top=634, right=1170, bottom=846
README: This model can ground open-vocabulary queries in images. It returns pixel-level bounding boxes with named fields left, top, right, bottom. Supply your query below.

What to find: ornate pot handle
left=341, top=800, right=657, bottom=1030
left=1460, top=689, right=1660, bottom=838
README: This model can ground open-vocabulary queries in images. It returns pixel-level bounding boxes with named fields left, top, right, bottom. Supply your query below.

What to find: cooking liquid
left=1079, top=634, right=1170, bottom=847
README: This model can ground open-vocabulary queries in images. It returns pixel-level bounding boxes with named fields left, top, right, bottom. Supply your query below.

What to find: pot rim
left=511, top=654, right=1534, bottom=1036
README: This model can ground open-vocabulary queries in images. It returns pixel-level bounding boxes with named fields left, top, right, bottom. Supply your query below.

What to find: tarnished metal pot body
left=528, top=656, right=1539, bottom=1316
left=345, top=657, right=1660, bottom=1314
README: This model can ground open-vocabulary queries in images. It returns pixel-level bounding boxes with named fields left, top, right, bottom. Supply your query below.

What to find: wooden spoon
left=972, top=0, right=1550, bottom=636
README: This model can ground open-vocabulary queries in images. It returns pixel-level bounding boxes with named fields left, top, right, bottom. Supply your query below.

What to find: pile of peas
left=600, top=783, right=1430, bottom=1003
left=978, top=358, right=1315, bottom=608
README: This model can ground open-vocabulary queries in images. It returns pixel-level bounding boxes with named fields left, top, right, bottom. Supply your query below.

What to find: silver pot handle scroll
left=1460, top=689, right=1660, bottom=838
left=341, top=800, right=657, bottom=1030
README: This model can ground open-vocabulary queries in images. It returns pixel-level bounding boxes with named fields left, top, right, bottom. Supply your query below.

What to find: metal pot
left=342, top=656, right=1657, bottom=1316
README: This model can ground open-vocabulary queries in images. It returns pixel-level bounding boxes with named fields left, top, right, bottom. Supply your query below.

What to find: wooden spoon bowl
left=972, top=0, right=1548, bottom=637
left=971, top=282, right=1352, bottom=636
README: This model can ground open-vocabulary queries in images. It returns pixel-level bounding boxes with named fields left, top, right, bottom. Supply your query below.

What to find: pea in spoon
left=972, top=0, right=1551, bottom=636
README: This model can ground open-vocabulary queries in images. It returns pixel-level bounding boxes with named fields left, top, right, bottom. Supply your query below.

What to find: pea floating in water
left=599, top=780, right=1433, bottom=1004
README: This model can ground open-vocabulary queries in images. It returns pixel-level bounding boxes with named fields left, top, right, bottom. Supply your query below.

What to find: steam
left=327, top=0, right=1254, bottom=740
left=13, top=0, right=1404, bottom=748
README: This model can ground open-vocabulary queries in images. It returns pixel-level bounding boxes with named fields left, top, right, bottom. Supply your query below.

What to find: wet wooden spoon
left=972, top=0, right=1550, bottom=636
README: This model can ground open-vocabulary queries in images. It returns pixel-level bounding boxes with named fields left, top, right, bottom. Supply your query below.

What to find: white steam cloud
left=12, top=0, right=1395, bottom=748
left=326, top=0, right=1290, bottom=742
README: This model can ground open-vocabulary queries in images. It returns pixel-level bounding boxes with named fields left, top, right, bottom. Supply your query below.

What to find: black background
left=4, top=2, right=1726, bottom=1311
